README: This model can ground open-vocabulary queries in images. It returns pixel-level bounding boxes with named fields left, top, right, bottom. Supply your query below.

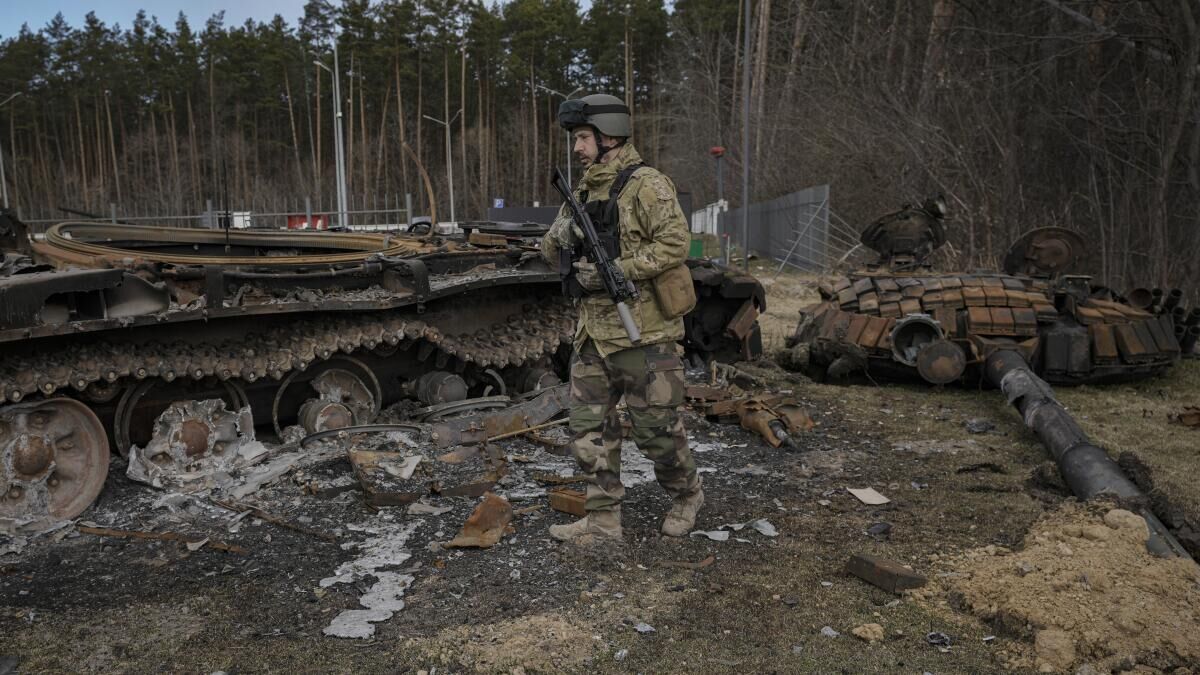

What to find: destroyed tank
left=791, top=196, right=1194, bottom=386
left=0, top=212, right=762, bottom=527
left=789, top=198, right=1196, bottom=559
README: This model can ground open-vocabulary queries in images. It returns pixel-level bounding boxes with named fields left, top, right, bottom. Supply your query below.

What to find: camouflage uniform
left=541, top=143, right=700, bottom=512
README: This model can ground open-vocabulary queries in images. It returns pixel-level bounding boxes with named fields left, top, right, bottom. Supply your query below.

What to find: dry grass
left=751, top=263, right=824, bottom=354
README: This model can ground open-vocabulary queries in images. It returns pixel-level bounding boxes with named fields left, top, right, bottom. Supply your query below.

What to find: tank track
left=1, top=300, right=576, bottom=403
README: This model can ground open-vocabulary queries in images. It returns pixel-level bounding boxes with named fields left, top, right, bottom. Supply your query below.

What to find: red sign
left=287, top=214, right=329, bottom=230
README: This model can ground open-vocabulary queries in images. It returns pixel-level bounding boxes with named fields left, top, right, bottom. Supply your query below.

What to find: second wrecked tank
left=788, top=198, right=1195, bottom=559
left=791, top=197, right=1193, bottom=386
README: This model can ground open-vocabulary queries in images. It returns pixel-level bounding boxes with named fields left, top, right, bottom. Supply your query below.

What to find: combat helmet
left=557, top=93, right=632, bottom=138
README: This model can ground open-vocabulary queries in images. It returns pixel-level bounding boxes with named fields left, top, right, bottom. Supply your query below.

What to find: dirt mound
left=916, top=503, right=1200, bottom=673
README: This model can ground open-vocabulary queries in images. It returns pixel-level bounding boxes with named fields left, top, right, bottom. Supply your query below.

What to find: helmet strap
left=593, top=128, right=625, bottom=163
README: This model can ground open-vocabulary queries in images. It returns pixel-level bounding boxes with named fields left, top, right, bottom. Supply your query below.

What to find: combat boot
left=661, top=487, right=704, bottom=537
left=549, top=508, right=622, bottom=543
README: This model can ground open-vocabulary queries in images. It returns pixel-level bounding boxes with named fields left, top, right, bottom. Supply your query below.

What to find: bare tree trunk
left=730, top=0, right=744, bottom=134
left=395, top=58, right=408, bottom=203
left=285, top=71, right=304, bottom=187
left=315, top=63, right=322, bottom=199
left=75, top=96, right=88, bottom=206
left=347, top=55, right=356, bottom=197
left=209, top=61, right=219, bottom=192
left=166, top=100, right=181, bottom=212
left=94, top=99, right=104, bottom=192
left=117, top=101, right=128, bottom=203
left=771, top=0, right=809, bottom=150
left=472, top=62, right=482, bottom=211
left=625, top=9, right=634, bottom=112
left=186, top=92, right=198, bottom=207
left=360, top=73, right=368, bottom=200
left=104, top=93, right=121, bottom=205
left=460, top=48, right=467, bottom=218
left=751, top=0, right=771, bottom=162
left=375, top=79, right=392, bottom=193
left=417, top=51, right=423, bottom=210
left=150, top=106, right=163, bottom=200
left=1150, top=0, right=1199, bottom=283
left=8, top=113, right=16, bottom=208
left=919, top=0, right=956, bottom=109
left=848, top=0, right=863, bottom=78
left=530, top=60, right=538, bottom=205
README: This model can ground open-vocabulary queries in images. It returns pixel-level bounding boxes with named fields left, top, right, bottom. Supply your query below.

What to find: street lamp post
left=740, top=0, right=752, bottom=271
left=423, top=110, right=462, bottom=223
left=709, top=146, right=727, bottom=262
left=0, top=92, right=23, bottom=209
left=536, top=84, right=584, bottom=187
left=314, top=44, right=349, bottom=229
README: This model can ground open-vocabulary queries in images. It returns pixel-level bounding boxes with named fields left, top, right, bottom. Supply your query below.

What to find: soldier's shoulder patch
left=648, top=174, right=674, bottom=201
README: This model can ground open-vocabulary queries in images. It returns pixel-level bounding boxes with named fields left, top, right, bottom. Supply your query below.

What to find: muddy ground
left=2, top=267, right=1199, bottom=674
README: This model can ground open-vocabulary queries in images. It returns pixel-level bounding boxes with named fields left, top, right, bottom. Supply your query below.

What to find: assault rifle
left=549, top=167, right=641, bottom=343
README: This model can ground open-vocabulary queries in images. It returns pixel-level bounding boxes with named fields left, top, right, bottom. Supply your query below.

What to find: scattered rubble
left=443, top=493, right=513, bottom=549
left=548, top=487, right=586, bottom=517
left=847, top=487, right=890, bottom=505
left=690, top=518, right=778, bottom=542
left=845, top=553, right=927, bottom=594
left=852, top=623, right=885, bottom=643
left=1169, top=406, right=1200, bottom=428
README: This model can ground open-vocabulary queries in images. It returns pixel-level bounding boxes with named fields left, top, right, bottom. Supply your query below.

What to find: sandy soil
left=917, top=503, right=1200, bottom=673
left=2, top=269, right=1199, bottom=674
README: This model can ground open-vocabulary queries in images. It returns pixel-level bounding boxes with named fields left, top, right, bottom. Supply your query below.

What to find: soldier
left=540, top=93, right=703, bottom=544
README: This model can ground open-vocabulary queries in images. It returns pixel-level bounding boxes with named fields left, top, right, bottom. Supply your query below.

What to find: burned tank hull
left=0, top=213, right=763, bottom=526
left=790, top=211, right=1186, bottom=386
left=795, top=270, right=1182, bottom=387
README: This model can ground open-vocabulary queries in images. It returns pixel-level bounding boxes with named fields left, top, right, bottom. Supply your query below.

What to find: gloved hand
left=550, top=216, right=585, bottom=249
left=573, top=259, right=603, bottom=292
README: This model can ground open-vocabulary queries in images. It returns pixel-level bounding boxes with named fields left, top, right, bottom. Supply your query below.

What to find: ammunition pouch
left=653, top=263, right=698, bottom=319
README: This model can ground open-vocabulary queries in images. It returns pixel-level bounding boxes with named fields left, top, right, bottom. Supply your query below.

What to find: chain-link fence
left=694, top=185, right=872, bottom=274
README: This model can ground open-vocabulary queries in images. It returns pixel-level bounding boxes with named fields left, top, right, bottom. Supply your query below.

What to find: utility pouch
left=652, top=263, right=697, bottom=319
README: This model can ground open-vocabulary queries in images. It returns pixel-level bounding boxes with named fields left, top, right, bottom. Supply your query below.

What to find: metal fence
left=693, top=184, right=872, bottom=274
left=13, top=193, right=416, bottom=234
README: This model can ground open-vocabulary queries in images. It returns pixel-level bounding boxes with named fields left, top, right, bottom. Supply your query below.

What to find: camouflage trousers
left=568, top=339, right=699, bottom=512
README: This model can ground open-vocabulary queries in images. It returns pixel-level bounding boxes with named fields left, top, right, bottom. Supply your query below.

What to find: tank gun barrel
left=983, top=349, right=1191, bottom=560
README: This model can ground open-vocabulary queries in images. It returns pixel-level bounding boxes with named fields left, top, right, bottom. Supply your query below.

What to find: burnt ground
left=3, top=268, right=1200, bottom=674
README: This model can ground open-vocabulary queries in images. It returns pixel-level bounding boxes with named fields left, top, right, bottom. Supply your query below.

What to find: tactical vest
left=562, top=163, right=645, bottom=299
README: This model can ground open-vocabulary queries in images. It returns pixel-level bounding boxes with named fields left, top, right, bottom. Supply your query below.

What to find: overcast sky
left=2, top=0, right=321, bottom=37
left=1, top=0, right=602, bottom=38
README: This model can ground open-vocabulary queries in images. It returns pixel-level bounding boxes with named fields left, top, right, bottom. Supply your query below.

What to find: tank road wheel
left=1, top=398, right=110, bottom=524
left=271, top=356, right=382, bottom=436
left=113, top=379, right=249, bottom=457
